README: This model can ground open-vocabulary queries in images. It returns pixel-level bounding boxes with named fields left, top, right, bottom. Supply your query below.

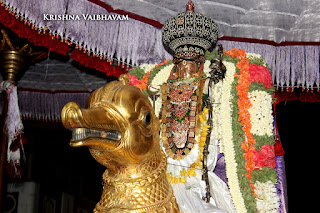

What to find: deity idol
left=159, top=1, right=236, bottom=212
left=128, top=0, right=284, bottom=212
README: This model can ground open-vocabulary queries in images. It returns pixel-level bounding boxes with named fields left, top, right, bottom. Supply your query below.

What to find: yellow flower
left=203, top=107, right=209, bottom=115
left=180, top=178, right=186, bottom=183
left=174, top=177, right=178, bottom=184
left=170, top=177, right=175, bottom=184
left=199, top=107, right=209, bottom=123
left=180, top=168, right=187, bottom=176
left=190, top=163, right=197, bottom=168
left=197, top=161, right=203, bottom=168
left=166, top=173, right=171, bottom=180
left=199, top=138, right=206, bottom=147
left=169, top=177, right=174, bottom=183
left=200, top=154, right=203, bottom=161
left=187, top=169, right=197, bottom=177
left=199, top=113, right=205, bottom=123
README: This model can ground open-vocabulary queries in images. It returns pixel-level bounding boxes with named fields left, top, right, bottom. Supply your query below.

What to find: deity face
left=170, top=55, right=204, bottom=80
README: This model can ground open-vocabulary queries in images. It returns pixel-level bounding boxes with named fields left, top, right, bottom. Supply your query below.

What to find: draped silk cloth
left=162, top=124, right=236, bottom=213
left=163, top=150, right=236, bottom=213
left=276, top=156, right=288, bottom=213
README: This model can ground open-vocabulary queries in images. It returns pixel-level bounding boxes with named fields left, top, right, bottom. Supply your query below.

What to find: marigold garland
left=225, top=48, right=257, bottom=196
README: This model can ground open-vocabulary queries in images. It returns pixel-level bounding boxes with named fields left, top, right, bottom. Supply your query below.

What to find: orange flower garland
left=224, top=48, right=257, bottom=197
left=129, top=59, right=172, bottom=91
left=153, top=59, right=171, bottom=69
left=136, top=72, right=150, bottom=90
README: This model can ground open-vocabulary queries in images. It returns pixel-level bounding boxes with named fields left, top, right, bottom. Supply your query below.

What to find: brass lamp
left=0, top=50, right=30, bottom=83
left=0, top=29, right=47, bottom=82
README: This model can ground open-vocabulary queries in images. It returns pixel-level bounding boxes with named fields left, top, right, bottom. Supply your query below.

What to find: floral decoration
left=127, top=70, right=150, bottom=90
left=248, top=90, right=274, bottom=136
left=128, top=48, right=279, bottom=213
left=249, top=64, right=272, bottom=89
left=254, top=180, right=280, bottom=213
left=220, top=59, right=247, bottom=212
left=254, top=145, right=276, bottom=169
left=225, top=48, right=257, bottom=196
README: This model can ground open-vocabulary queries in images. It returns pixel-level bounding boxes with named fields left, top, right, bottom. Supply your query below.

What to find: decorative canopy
left=98, top=0, right=320, bottom=43
left=1, top=0, right=320, bottom=90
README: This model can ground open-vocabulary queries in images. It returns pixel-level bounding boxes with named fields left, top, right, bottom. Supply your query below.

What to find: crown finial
left=186, top=0, right=194, bottom=12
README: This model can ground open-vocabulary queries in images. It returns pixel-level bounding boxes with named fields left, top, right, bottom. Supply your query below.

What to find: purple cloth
left=276, top=155, right=288, bottom=213
left=213, top=154, right=288, bottom=212
left=213, top=153, right=228, bottom=185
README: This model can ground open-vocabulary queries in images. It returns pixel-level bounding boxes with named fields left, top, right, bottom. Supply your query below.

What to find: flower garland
left=220, top=60, right=247, bottom=213
left=254, top=181, right=280, bottom=213
left=210, top=81, right=223, bottom=144
left=224, top=48, right=279, bottom=212
left=249, top=64, right=272, bottom=89
left=128, top=48, right=280, bottom=213
left=248, top=90, right=274, bottom=136
left=148, top=60, right=173, bottom=90
left=225, top=48, right=257, bottom=195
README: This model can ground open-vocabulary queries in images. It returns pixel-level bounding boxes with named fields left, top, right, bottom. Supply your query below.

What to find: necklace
left=167, top=75, right=206, bottom=83
left=161, top=78, right=205, bottom=160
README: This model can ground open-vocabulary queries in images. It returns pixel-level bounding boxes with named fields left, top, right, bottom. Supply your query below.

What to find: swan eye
left=144, top=111, right=152, bottom=126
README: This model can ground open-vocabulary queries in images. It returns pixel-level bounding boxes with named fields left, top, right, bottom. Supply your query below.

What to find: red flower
left=249, top=64, right=272, bottom=89
left=127, top=73, right=141, bottom=86
left=253, top=145, right=276, bottom=168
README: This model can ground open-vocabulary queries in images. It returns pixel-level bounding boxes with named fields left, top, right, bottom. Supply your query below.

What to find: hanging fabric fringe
left=0, top=90, right=89, bottom=121
left=2, top=89, right=320, bottom=126
left=0, top=81, right=24, bottom=178
left=219, top=41, right=320, bottom=90
left=1, top=0, right=320, bottom=88
left=16, top=90, right=90, bottom=121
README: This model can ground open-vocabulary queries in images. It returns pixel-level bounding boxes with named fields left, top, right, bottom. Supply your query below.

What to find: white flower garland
left=149, top=64, right=174, bottom=117
left=203, top=60, right=211, bottom=75
left=150, top=64, right=173, bottom=90
left=246, top=53, right=262, bottom=60
left=248, top=90, right=274, bottom=136
left=211, top=81, right=223, bottom=142
left=254, top=181, right=280, bottom=213
left=220, top=61, right=247, bottom=213
left=139, top=63, right=157, bottom=74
